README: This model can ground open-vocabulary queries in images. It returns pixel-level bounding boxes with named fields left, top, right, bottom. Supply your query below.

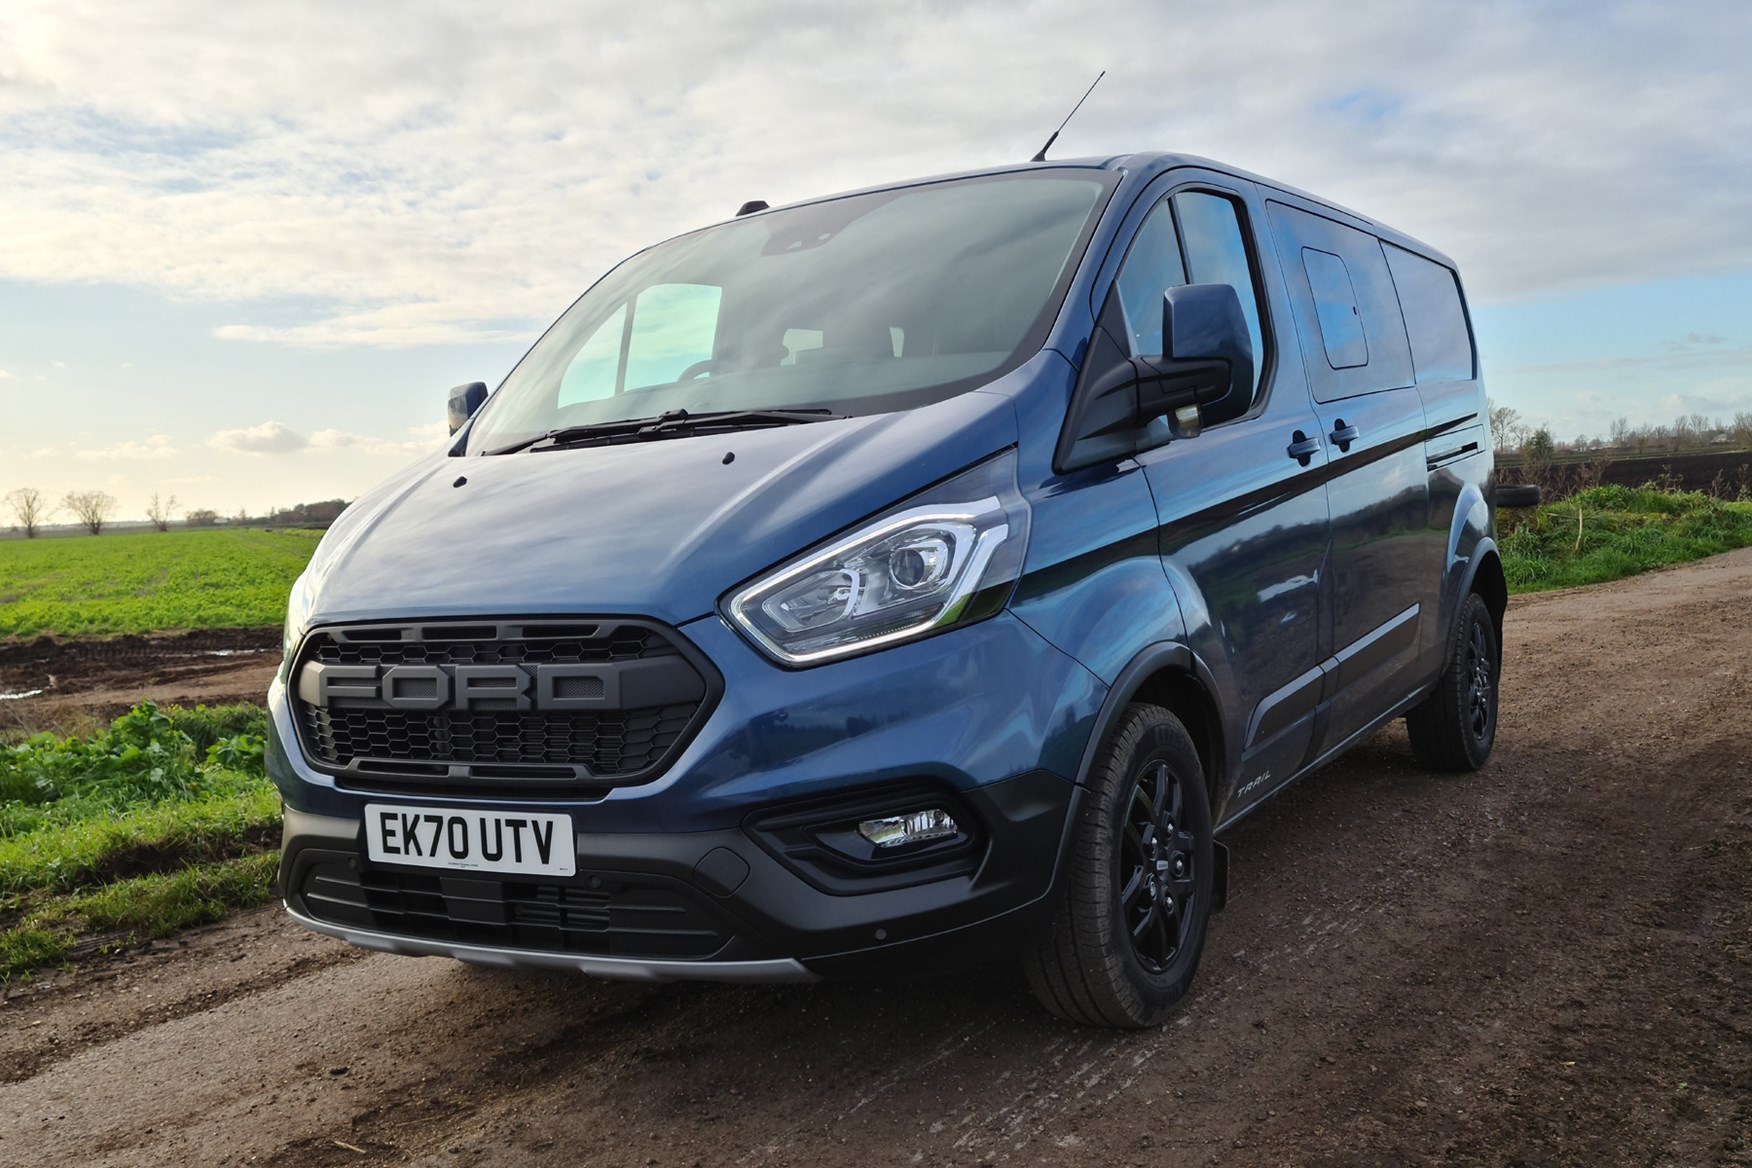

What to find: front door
left=1114, top=176, right=1332, bottom=823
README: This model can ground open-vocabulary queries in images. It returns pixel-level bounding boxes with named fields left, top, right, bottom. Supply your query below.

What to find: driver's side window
left=1114, top=201, right=1186, bottom=357
left=556, top=283, right=722, bottom=406
left=1113, top=189, right=1268, bottom=416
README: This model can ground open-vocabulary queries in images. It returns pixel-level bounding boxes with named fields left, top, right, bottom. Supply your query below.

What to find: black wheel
left=1025, top=704, right=1214, bottom=1028
left=1406, top=591, right=1500, bottom=771
left=1495, top=484, right=1542, bottom=509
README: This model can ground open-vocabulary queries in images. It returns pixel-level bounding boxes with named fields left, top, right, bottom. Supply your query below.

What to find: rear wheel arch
left=1467, top=546, right=1507, bottom=654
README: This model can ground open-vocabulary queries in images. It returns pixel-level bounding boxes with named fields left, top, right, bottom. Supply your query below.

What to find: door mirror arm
left=1055, top=285, right=1252, bottom=474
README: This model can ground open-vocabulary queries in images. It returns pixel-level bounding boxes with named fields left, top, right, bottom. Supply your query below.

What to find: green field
left=1499, top=485, right=1752, bottom=592
left=0, top=528, right=320, bottom=638
left=0, top=702, right=279, bottom=978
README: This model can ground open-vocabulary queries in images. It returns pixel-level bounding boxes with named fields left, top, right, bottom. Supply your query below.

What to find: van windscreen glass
left=468, top=171, right=1113, bottom=453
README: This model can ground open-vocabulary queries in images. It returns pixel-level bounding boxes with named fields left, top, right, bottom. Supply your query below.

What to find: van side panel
left=1383, top=244, right=1493, bottom=674
left=1263, top=198, right=1441, bottom=752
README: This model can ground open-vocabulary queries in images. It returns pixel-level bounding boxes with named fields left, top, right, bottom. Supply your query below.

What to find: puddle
left=0, top=688, right=46, bottom=701
left=194, top=649, right=272, bottom=658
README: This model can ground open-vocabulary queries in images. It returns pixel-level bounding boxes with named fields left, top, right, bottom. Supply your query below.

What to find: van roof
left=734, top=151, right=1457, bottom=271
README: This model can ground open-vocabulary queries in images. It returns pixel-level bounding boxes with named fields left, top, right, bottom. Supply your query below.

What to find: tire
left=1495, top=484, right=1542, bottom=509
left=1406, top=591, right=1500, bottom=771
left=1025, top=704, right=1214, bottom=1028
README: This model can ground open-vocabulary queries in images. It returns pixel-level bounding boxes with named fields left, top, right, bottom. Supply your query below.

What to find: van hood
left=303, top=390, right=1020, bottom=628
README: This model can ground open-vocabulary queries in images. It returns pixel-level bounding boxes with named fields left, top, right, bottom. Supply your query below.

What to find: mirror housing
left=1054, top=283, right=1256, bottom=473
left=447, top=382, right=488, bottom=436
left=1143, top=283, right=1255, bottom=427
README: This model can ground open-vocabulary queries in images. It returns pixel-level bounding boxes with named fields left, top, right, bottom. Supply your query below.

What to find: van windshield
left=467, top=170, right=1114, bottom=453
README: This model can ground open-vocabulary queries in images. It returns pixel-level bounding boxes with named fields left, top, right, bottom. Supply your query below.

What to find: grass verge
left=1501, top=484, right=1752, bottom=593
left=0, top=702, right=279, bottom=980
left=1, top=853, right=280, bottom=978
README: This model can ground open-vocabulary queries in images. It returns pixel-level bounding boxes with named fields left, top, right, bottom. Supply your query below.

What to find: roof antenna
left=1031, top=71, right=1105, bottom=162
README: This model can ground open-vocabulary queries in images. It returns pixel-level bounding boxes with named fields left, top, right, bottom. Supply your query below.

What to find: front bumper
left=280, top=765, right=1078, bottom=976
left=272, top=612, right=1103, bottom=977
left=285, top=906, right=817, bottom=983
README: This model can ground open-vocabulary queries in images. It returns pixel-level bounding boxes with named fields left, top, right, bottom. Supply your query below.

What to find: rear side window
left=556, top=284, right=722, bottom=405
left=1384, top=244, right=1475, bottom=382
left=1300, top=248, right=1368, bottom=369
left=1266, top=200, right=1413, bottom=402
left=623, top=283, right=721, bottom=391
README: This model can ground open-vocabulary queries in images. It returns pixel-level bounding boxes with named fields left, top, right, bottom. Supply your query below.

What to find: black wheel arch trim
left=1060, top=645, right=1231, bottom=919
left=1072, top=641, right=1230, bottom=797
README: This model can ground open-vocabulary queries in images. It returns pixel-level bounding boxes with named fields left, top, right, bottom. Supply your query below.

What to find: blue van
left=272, top=152, right=1505, bottom=1027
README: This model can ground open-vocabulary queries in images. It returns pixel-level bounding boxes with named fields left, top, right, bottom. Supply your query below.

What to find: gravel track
left=3, top=552, right=1748, bottom=1167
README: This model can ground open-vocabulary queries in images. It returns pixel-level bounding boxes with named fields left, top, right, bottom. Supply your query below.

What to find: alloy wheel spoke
left=1150, top=906, right=1175, bottom=961
left=1131, top=901, right=1159, bottom=943
left=1120, top=867, right=1148, bottom=911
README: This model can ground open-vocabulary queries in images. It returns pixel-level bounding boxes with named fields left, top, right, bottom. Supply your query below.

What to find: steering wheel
left=675, top=360, right=715, bottom=382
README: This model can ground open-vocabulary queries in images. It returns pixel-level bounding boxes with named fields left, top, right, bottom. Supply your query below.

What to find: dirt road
left=4, top=554, right=1749, bottom=1167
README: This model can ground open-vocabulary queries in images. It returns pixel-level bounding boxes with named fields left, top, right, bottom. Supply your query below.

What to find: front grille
left=297, top=858, right=732, bottom=960
left=290, top=619, right=718, bottom=795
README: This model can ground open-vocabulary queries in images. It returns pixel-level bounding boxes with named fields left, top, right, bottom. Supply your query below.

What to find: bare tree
left=4, top=487, right=50, bottom=538
left=1732, top=411, right=1752, bottom=450
left=146, top=492, right=179, bottom=532
left=1487, top=398, right=1521, bottom=452
left=61, top=490, right=118, bottom=536
left=185, top=508, right=219, bottom=527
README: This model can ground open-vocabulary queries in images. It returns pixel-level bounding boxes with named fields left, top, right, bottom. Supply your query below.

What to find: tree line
left=1491, top=402, right=1752, bottom=461
left=2, top=489, right=348, bottom=537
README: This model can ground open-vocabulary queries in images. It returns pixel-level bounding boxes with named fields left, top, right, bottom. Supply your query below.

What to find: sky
left=3, top=0, right=1750, bottom=521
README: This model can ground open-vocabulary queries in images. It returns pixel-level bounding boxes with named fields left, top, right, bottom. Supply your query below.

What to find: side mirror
left=447, top=382, right=488, bottom=435
left=1054, top=283, right=1257, bottom=474
left=1139, top=284, right=1254, bottom=426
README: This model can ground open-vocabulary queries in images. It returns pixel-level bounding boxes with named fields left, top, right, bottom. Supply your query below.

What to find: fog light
left=857, top=808, right=959, bottom=849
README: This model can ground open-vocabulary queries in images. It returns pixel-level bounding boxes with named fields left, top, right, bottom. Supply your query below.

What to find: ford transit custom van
left=273, top=152, right=1506, bottom=1027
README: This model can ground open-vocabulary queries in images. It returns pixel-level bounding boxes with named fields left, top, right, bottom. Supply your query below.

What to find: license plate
left=364, top=804, right=575, bottom=877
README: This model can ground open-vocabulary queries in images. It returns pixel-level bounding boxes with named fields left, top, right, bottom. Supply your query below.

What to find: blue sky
left=2, top=0, right=1749, bottom=519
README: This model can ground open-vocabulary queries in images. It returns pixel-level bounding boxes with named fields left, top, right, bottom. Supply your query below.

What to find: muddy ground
left=0, top=628, right=281, bottom=733
left=2, top=554, right=1748, bottom=1167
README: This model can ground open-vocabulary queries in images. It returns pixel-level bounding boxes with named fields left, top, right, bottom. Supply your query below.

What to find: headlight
left=724, top=451, right=1031, bottom=665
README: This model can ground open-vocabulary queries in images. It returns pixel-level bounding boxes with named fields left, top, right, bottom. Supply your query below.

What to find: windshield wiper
left=484, top=408, right=844, bottom=455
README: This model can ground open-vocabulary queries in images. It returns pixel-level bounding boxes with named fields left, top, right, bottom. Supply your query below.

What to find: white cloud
left=74, top=433, right=179, bottom=460
left=205, top=420, right=442, bottom=459
left=207, top=420, right=307, bottom=454
left=0, top=0, right=1746, bottom=349
left=309, top=425, right=446, bottom=458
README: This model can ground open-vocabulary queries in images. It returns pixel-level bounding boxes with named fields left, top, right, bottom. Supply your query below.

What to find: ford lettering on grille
left=297, top=659, right=700, bottom=713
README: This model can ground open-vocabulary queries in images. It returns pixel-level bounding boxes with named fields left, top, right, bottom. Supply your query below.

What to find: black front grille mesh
left=302, top=705, right=699, bottom=775
left=290, top=619, right=714, bottom=793
left=298, top=859, right=731, bottom=960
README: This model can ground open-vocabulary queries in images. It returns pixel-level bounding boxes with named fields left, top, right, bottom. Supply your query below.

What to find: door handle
left=1329, top=420, right=1360, bottom=453
left=1287, top=430, right=1322, bottom=466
